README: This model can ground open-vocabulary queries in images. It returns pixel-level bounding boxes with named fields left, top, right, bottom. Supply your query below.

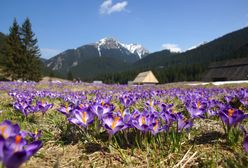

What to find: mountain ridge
left=45, top=37, right=149, bottom=78
left=134, top=26, right=248, bottom=69
left=44, top=26, right=248, bottom=81
left=46, top=37, right=149, bottom=70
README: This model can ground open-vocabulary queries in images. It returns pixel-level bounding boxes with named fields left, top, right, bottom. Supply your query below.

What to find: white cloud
left=40, top=48, right=61, bottom=59
left=162, top=43, right=181, bottom=53
left=100, top=0, right=128, bottom=15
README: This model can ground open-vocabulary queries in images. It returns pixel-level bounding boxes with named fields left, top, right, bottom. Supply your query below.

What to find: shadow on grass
left=190, top=131, right=225, bottom=145
left=84, top=142, right=110, bottom=154
left=95, top=131, right=109, bottom=142
left=94, top=130, right=143, bottom=150
left=57, top=124, right=83, bottom=145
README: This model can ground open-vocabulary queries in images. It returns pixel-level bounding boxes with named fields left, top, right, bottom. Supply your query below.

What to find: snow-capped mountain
left=121, top=43, right=149, bottom=59
left=45, top=37, right=149, bottom=75
left=95, top=37, right=130, bottom=57
left=96, top=37, right=149, bottom=59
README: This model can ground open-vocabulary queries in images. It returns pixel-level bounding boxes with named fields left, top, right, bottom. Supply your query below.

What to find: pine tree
left=2, top=18, right=23, bottom=80
left=67, top=71, right=74, bottom=81
left=20, top=18, right=42, bottom=81
left=0, top=33, right=6, bottom=62
left=2, top=18, right=42, bottom=81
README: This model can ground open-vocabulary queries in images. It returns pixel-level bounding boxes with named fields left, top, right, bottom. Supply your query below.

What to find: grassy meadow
left=0, top=82, right=247, bottom=168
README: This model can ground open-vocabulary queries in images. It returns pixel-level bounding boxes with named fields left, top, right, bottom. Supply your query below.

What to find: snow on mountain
left=96, top=38, right=121, bottom=49
left=96, top=38, right=122, bottom=57
left=121, top=43, right=149, bottom=59
left=46, top=37, right=149, bottom=73
left=96, top=37, right=149, bottom=59
left=187, top=41, right=208, bottom=51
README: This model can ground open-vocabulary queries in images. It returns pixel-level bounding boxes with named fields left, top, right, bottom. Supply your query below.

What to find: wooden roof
left=203, top=57, right=248, bottom=81
left=209, top=57, right=248, bottom=68
left=133, top=71, right=159, bottom=84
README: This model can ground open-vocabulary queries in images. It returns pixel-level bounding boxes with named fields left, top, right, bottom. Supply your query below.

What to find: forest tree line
left=0, top=18, right=42, bottom=81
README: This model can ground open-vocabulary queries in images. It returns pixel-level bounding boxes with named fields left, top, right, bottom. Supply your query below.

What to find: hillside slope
left=135, top=27, right=248, bottom=69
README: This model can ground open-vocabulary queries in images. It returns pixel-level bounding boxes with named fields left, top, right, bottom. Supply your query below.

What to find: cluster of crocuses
left=56, top=87, right=248, bottom=152
left=0, top=120, right=42, bottom=168
left=57, top=97, right=194, bottom=137
left=9, top=90, right=53, bottom=116
left=7, top=84, right=248, bottom=153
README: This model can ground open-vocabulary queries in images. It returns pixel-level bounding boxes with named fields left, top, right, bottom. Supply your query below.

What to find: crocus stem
left=80, top=127, right=91, bottom=142
left=124, top=130, right=130, bottom=146
left=108, top=134, right=113, bottom=143
left=221, top=120, right=227, bottom=135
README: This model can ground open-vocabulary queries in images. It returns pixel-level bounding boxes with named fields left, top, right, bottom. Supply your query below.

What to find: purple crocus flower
left=102, top=114, right=125, bottom=135
left=131, top=109, right=141, bottom=120
left=145, top=100, right=157, bottom=112
left=186, top=100, right=207, bottom=119
left=90, top=102, right=114, bottom=119
left=148, top=111, right=167, bottom=135
left=13, top=101, right=33, bottom=116
left=0, top=135, right=42, bottom=168
left=68, top=109, right=95, bottom=128
left=0, top=120, right=20, bottom=139
left=238, top=88, right=248, bottom=106
left=117, top=108, right=132, bottom=129
left=160, top=104, right=177, bottom=125
left=224, top=95, right=235, bottom=104
left=98, top=96, right=112, bottom=106
left=219, top=108, right=248, bottom=127
left=176, top=113, right=193, bottom=132
left=0, top=120, right=43, bottom=168
left=240, top=126, right=248, bottom=153
left=101, top=103, right=115, bottom=117
left=119, top=96, right=133, bottom=108
left=36, top=100, right=53, bottom=114
left=28, top=129, right=42, bottom=141
left=207, top=99, right=223, bottom=116
left=57, top=102, right=74, bottom=117
left=149, top=118, right=162, bottom=135
left=132, top=112, right=151, bottom=132
left=244, top=134, right=248, bottom=153
left=90, top=104, right=103, bottom=118
left=76, top=103, right=89, bottom=110
left=240, top=98, right=248, bottom=107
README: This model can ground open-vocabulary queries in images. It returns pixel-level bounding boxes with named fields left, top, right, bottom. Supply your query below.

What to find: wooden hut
left=203, top=57, right=248, bottom=81
left=133, top=71, right=159, bottom=84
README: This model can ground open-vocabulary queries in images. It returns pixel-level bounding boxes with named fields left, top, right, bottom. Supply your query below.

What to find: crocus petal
left=0, top=135, right=5, bottom=160
left=25, top=140, right=43, bottom=157
left=5, top=151, right=27, bottom=168
left=244, top=134, right=248, bottom=153
left=68, top=118, right=82, bottom=126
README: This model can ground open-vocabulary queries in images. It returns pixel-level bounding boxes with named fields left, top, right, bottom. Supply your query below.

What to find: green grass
left=0, top=83, right=247, bottom=167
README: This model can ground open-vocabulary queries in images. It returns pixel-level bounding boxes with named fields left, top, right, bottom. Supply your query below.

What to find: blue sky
left=1, top=0, right=248, bottom=59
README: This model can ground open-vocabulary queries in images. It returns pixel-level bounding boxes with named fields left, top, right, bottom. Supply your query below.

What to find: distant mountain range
left=1, top=26, right=248, bottom=82
left=44, top=27, right=248, bottom=81
left=44, top=38, right=149, bottom=78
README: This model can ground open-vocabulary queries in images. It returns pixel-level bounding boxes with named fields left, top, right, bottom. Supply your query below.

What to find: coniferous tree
left=67, top=71, right=74, bottom=81
left=20, top=18, right=42, bottom=81
left=49, top=71, right=55, bottom=77
left=0, top=33, right=7, bottom=73
left=2, top=18, right=42, bottom=81
left=2, top=18, right=23, bottom=80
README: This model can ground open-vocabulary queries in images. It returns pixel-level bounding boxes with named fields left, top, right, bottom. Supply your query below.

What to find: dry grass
left=0, top=82, right=248, bottom=168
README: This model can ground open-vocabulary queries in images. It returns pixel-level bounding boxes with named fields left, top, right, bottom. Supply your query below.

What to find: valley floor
left=0, top=82, right=247, bottom=168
